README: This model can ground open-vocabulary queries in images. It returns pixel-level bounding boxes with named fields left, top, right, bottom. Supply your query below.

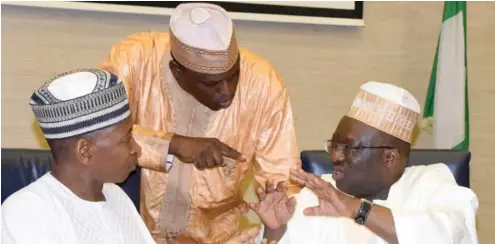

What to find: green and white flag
left=414, top=1, right=469, bottom=150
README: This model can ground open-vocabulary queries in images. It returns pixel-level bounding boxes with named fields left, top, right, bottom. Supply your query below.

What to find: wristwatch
left=354, top=199, right=373, bottom=225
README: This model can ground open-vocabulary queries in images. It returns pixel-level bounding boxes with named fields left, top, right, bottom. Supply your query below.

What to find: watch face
left=356, top=217, right=365, bottom=225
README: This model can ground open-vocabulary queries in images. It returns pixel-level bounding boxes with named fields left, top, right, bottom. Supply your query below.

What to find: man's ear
left=383, top=148, right=399, bottom=169
left=75, top=137, right=93, bottom=166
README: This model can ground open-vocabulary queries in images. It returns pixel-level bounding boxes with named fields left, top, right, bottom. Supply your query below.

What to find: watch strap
left=354, top=199, right=373, bottom=225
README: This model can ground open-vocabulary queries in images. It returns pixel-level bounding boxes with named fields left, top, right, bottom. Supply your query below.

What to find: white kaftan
left=256, top=163, right=479, bottom=244
left=1, top=172, right=156, bottom=244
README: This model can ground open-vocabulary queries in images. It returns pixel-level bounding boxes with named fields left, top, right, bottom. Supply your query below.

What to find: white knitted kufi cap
left=29, top=69, right=130, bottom=139
left=347, top=81, right=421, bottom=142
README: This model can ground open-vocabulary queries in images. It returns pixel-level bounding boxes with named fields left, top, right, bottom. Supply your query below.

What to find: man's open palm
left=290, top=168, right=354, bottom=218
left=249, top=180, right=296, bottom=229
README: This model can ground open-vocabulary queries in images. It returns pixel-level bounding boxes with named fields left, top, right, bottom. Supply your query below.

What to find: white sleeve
left=1, top=192, right=65, bottom=244
left=392, top=183, right=479, bottom=244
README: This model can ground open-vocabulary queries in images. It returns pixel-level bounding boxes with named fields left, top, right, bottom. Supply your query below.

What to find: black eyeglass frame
left=324, top=139, right=394, bottom=158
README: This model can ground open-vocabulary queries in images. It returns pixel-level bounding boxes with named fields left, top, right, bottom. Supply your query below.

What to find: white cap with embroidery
left=347, top=81, right=421, bottom=142
left=170, top=3, right=233, bottom=51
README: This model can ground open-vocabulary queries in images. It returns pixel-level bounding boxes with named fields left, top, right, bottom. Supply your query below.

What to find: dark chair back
left=1, top=148, right=141, bottom=210
left=301, top=149, right=471, bottom=188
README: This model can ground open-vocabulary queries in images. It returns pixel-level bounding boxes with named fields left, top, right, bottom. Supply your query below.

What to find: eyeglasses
left=324, top=139, right=393, bottom=159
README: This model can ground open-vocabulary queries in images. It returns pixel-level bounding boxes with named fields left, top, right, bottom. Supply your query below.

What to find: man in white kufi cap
left=99, top=3, right=301, bottom=243
left=250, top=82, right=479, bottom=243
left=1, top=69, right=156, bottom=244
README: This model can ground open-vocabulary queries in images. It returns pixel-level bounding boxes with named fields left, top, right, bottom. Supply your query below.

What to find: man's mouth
left=218, top=99, right=233, bottom=108
left=332, top=166, right=345, bottom=181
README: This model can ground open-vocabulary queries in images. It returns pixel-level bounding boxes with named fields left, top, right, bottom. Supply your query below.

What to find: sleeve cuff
left=165, top=154, right=174, bottom=172
left=131, top=125, right=174, bottom=172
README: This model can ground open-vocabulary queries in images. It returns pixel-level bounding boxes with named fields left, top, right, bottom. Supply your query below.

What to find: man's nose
left=131, top=137, right=142, bottom=158
left=331, top=149, right=345, bottom=165
left=216, top=80, right=231, bottom=96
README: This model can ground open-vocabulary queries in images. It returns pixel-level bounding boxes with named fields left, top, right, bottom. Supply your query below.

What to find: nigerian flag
left=415, top=1, right=469, bottom=150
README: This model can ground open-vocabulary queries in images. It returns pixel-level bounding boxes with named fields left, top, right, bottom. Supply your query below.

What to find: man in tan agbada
left=99, top=2, right=301, bottom=243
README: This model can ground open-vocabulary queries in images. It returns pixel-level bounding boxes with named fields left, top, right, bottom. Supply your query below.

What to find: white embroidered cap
left=170, top=3, right=233, bottom=50
left=169, top=3, right=239, bottom=74
left=347, top=81, right=421, bottom=142
left=30, top=69, right=130, bottom=139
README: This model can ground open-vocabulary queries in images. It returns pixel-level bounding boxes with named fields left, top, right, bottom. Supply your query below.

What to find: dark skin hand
left=169, top=134, right=246, bottom=169
left=249, top=179, right=296, bottom=243
left=290, top=168, right=399, bottom=244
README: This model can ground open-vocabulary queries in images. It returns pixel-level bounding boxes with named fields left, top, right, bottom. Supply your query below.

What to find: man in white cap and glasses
left=99, top=2, right=301, bottom=244
left=249, top=81, right=479, bottom=243
left=0, top=68, right=271, bottom=244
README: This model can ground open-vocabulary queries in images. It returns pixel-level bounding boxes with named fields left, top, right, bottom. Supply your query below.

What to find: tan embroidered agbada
left=99, top=31, right=301, bottom=243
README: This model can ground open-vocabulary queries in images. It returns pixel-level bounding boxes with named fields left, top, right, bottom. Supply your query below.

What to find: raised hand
left=249, top=179, right=296, bottom=229
left=169, top=134, right=246, bottom=169
left=289, top=168, right=356, bottom=218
